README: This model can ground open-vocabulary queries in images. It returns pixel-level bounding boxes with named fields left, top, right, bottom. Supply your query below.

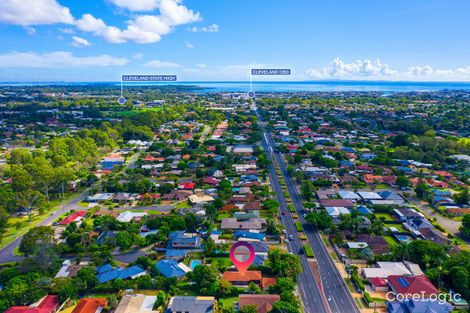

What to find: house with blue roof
left=357, top=205, right=373, bottom=215
left=340, top=160, right=354, bottom=168
left=386, top=299, right=452, bottom=313
left=342, top=147, right=356, bottom=153
left=96, top=265, right=146, bottom=283
left=396, top=160, right=412, bottom=166
left=165, top=249, right=188, bottom=261
left=431, top=189, right=452, bottom=197
left=96, top=264, right=113, bottom=274
left=240, top=175, right=259, bottom=182
left=360, top=153, right=377, bottom=161
left=167, top=231, right=202, bottom=249
left=233, top=231, right=265, bottom=241
left=378, top=191, right=405, bottom=205
left=396, top=166, right=414, bottom=175
left=155, top=260, right=191, bottom=278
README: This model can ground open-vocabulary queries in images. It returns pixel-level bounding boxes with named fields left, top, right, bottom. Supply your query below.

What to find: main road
left=256, top=108, right=360, bottom=313
left=256, top=113, right=329, bottom=313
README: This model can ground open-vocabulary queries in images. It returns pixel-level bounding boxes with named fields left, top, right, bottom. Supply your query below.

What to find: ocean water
left=178, top=81, right=470, bottom=93
left=2, top=80, right=470, bottom=92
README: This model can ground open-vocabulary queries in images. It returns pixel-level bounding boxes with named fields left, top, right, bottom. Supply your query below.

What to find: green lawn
left=383, top=235, right=398, bottom=248
left=387, top=223, right=406, bottom=232
left=375, top=213, right=394, bottom=221
left=217, top=213, right=231, bottom=221
left=175, top=201, right=190, bottom=209
left=0, top=192, right=81, bottom=250
left=220, top=297, right=238, bottom=308
left=205, top=257, right=232, bottom=268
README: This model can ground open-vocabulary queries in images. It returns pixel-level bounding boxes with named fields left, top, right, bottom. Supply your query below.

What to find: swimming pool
left=394, top=234, right=411, bottom=243
left=189, top=259, right=202, bottom=270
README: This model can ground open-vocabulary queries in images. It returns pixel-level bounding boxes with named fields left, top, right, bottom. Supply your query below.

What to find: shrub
left=304, top=244, right=314, bottom=257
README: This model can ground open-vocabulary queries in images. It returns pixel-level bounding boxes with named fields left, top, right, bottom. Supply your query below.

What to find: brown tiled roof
left=261, top=277, right=277, bottom=288
left=223, top=271, right=262, bottom=282
left=72, top=298, right=107, bottom=313
left=239, top=295, right=280, bottom=313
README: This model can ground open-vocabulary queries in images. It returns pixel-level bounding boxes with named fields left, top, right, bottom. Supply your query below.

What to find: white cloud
left=307, top=57, right=397, bottom=78
left=406, top=65, right=470, bottom=79
left=407, top=65, right=434, bottom=76
left=188, top=23, right=219, bottom=32
left=145, top=59, right=182, bottom=68
left=132, top=53, right=144, bottom=60
left=76, top=0, right=201, bottom=44
left=108, top=0, right=160, bottom=11
left=159, top=0, right=201, bottom=25
left=71, top=36, right=91, bottom=47
left=0, top=0, right=74, bottom=25
left=0, top=0, right=204, bottom=45
left=0, top=51, right=128, bottom=68
left=24, top=27, right=36, bottom=35
left=306, top=58, right=470, bottom=81
left=185, top=41, right=195, bottom=48
left=59, top=28, right=75, bottom=34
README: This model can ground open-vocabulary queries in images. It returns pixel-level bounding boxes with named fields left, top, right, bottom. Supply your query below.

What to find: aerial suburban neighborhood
left=0, top=85, right=468, bottom=313
left=1, top=1, right=470, bottom=312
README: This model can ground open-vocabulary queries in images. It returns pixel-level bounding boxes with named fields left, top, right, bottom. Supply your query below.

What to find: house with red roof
left=222, top=271, right=262, bottom=286
left=5, top=295, right=59, bottom=313
left=239, top=295, right=280, bottom=313
left=203, top=177, right=220, bottom=186
left=71, top=298, right=107, bottom=313
left=261, top=277, right=277, bottom=290
left=178, top=182, right=195, bottom=190
left=143, top=155, right=162, bottom=163
left=357, top=165, right=374, bottom=173
left=60, top=211, right=86, bottom=225
left=369, top=277, right=389, bottom=292
left=388, top=275, right=438, bottom=298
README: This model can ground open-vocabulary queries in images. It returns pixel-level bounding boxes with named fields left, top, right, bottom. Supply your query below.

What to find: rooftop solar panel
left=397, top=277, right=409, bottom=288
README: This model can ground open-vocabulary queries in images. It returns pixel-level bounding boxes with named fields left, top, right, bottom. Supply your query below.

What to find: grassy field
left=0, top=192, right=79, bottom=250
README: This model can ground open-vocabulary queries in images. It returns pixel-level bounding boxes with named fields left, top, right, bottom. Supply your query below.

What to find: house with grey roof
left=166, top=296, right=215, bottom=313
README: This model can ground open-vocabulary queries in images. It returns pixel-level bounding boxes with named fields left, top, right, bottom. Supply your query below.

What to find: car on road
left=288, top=235, right=294, bottom=241
left=281, top=210, right=286, bottom=216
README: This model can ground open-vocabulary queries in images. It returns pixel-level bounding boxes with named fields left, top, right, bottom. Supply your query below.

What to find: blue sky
left=1, top=0, right=470, bottom=82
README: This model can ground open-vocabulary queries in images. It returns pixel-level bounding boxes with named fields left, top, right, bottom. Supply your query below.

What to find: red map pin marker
left=230, top=241, right=255, bottom=275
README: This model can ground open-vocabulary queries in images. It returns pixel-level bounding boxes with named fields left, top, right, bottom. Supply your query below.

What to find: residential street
left=0, top=188, right=91, bottom=264
left=257, top=108, right=361, bottom=313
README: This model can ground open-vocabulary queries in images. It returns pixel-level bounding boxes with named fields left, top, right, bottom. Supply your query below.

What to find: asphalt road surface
left=257, top=109, right=360, bottom=313
left=0, top=189, right=91, bottom=264
left=257, top=114, right=329, bottom=313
